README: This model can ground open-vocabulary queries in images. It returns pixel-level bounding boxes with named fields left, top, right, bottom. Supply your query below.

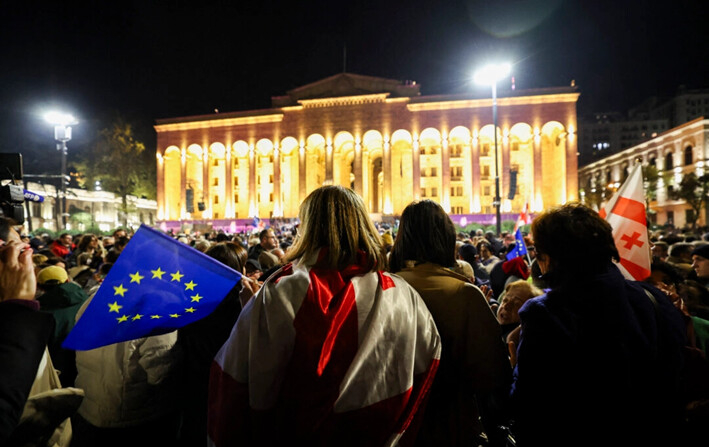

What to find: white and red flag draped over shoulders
left=599, top=164, right=652, bottom=281
left=208, top=250, right=441, bottom=447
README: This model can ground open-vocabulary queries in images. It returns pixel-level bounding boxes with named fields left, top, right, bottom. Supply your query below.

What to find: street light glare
left=473, top=63, right=512, bottom=86
left=44, top=111, right=78, bottom=126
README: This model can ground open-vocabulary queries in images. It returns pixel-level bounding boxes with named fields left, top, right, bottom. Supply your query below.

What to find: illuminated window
left=214, top=195, right=219, bottom=204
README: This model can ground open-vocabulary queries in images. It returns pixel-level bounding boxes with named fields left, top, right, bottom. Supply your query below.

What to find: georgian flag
left=514, top=202, right=532, bottom=232
left=208, top=250, right=441, bottom=447
left=599, top=164, right=651, bottom=281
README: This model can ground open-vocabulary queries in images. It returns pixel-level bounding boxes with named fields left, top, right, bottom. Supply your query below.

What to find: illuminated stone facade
left=155, top=73, right=579, bottom=224
left=579, top=117, right=709, bottom=228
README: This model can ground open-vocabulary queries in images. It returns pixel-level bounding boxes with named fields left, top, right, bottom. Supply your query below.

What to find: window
left=684, top=146, right=693, bottom=166
left=421, top=188, right=427, bottom=198
left=214, top=195, right=219, bottom=204
left=234, top=194, right=239, bottom=203
left=431, top=167, right=437, bottom=177
left=213, top=177, right=219, bottom=186
left=482, top=165, right=490, bottom=178
left=213, top=159, right=219, bottom=167
left=481, top=143, right=490, bottom=156
left=484, top=186, right=490, bottom=195
left=431, top=187, right=438, bottom=197
left=665, top=152, right=674, bottom=170
left=511, top=142, right=520, bottom=152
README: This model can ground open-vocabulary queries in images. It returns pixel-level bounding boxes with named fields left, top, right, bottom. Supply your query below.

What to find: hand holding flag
left=63, top=225, right=242, bottom=351
left=506, top=228, right=529, bottom=261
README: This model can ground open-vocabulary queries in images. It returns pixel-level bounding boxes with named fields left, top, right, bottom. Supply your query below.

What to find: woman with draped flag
left=208, top=186, right=441, bottom=447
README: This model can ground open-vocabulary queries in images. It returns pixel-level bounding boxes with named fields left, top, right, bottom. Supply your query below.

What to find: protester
left=247, top=228, right=278, bottom=260
left=208, top=186, right=441, bottom=446
left=476, top=240, right=500, bottom=274
left=176, top=241, right=254, bottom=446
left=36, top=265, right=89, bottom=387
left=389, top=200, right=511, bottom=447
left=50, top=233, right=73, bottom=260
left=496, top=280, right=543, bottom=343
left=510, top=203, right=686, bottom=446
left=691, top=244, right=709, bottom=288
left=72, top=275, right=181, bottom=446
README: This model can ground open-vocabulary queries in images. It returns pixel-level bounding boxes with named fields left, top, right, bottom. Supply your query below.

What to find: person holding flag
left=509, top=202, right=687, bottom=446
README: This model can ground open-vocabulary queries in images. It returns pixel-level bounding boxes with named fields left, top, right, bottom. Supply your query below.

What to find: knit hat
left=38, top=265, right=69, bottom=285
left=501, top=256, right=530, bottom=280
left=691, top=244, right=709, bottom=260
left=458, top=243, right=478, bottom=265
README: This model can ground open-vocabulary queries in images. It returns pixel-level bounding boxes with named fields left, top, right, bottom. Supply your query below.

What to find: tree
left=75, top=117, right=156, bottom=227
left=669, top=172, right=709, bottom=230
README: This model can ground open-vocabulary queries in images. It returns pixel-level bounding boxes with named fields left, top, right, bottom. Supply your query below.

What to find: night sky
left=1, top=0, right=707, bottom=175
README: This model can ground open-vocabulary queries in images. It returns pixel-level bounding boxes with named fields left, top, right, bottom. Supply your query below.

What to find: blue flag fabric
left=62, top=225, right=242, bottom=351
left=506, top=228, right=528, bottom=261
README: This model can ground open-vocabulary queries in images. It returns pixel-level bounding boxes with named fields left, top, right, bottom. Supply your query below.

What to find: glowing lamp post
left=474, top=63, right=511, bottom=237
left=44, top=111, right=78, bottom=230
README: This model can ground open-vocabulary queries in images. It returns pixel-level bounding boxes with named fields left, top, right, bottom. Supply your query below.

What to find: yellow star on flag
left=184, top=281, right=197, bottom=291
left=171, top=271, right=184, bottom=282
left=117, top=315, right=129, bottom=323
left=108, top=301, right=122, bottom=313
left=190, top=293, right=203, bottom=303
left=185, top=307, right=196, bottom=313
left=132, top=314, right=143, bottom=321
left=151, top=267, right=165, bottom=279
left=129, top=271, right=144, bottom=284
left=150, top=315, right=162, bottom=319
left=170, top=313, right=180, bottom=318
left=113, top=284, right=128, bottom=297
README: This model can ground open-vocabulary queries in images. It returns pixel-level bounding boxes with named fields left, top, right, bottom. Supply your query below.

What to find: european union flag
left=506, top=228, right=528, bottom=261
left=63, top=225, right=241, bottom=351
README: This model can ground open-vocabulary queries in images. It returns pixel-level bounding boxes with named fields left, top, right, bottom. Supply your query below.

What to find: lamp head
left=44, top=111, right=78, bottom=127
left=473, top=63, right=512, bottom=86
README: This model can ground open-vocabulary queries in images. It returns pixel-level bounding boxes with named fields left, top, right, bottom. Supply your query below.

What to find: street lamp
left=474, top=62, right=511, bottom=237
left=44, top=111, right=78, bottom=230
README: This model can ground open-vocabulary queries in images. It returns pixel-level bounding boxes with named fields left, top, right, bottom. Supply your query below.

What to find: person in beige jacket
left=389, top=200, right=512, bottom=447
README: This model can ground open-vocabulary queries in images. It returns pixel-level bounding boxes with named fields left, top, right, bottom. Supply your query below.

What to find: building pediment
left=271, top=72, right=420, bottom=107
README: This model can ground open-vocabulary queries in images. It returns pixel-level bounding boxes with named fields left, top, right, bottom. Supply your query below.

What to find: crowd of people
left=2, top=187, right=709, bottom=446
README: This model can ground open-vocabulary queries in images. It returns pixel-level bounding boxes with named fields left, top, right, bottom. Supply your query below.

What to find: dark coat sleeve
left=0, top=301, right=54, bottom=444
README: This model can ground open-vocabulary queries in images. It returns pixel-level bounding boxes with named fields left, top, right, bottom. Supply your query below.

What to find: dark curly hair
left=532, top=202, right=619, bottom=281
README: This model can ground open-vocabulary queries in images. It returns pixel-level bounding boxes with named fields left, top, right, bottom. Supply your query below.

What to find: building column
left=156, top=151, right=165, bottom=220
left=248, top=144, right=257, bottom=218
left=325, top=139, right=333, bottom=185
left=180, top=147, right=187, bottom=219
left=225, top=148, right=234, bottom=218
left=533, top=129, right=543, bottom=212
left=413, top=135, right=421, bottom=200
left=383, top=135, right=393, bottom=214
left=299, top=143, right=306, bottom=202
left=470, top=132, right=481, bottom=213
left=501, top=130, right=510, bottom=211
left=202, top=147, right=210, bottom=217
left=566, top=130, right=578, bottom=202
left=354, top=138, right=363, bottom=197
left=441, top=134, right=451, bottom=213
left=273, top=144, right=281, bottom=217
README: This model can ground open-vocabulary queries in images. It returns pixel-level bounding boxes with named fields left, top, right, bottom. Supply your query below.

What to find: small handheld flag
left=600, top=164, right=651, bottom=281
left=63, top=225, right=242, bottom=351
left=506, top=228, right=529, bottom=261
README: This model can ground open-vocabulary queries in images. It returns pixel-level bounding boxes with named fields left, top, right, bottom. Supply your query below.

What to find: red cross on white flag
left=514, top=202, right=532, bottom=232
left=599, top=164, right=651, bottom=281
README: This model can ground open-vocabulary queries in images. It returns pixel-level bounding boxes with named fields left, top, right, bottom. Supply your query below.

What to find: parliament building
left=155, top=73, right=579, bottom=230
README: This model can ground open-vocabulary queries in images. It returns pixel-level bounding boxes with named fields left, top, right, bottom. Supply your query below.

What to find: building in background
left=579, top=86, right=709, bottom=165
left=155, top=73, right=579, bottom=231
left=579, top=117, right=709, bottom=228
left=23, top=181, right=157, bottom=233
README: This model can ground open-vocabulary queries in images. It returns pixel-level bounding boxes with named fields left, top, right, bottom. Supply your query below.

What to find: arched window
left=684, top=145, right=693, bottom=166
left=665, top=152, right=674, bottom=171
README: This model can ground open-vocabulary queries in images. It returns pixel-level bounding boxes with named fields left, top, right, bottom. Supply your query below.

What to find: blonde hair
left=284, top=186, right=385, bottom=271
left=503, top=280, right=543, bottom=301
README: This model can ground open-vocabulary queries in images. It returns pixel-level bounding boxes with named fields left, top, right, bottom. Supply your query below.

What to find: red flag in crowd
left=599, top=164, right=651, bottom=281
left=207, top=251, right=441, bottom=446
left=514, top=202, right=532, bottom=232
